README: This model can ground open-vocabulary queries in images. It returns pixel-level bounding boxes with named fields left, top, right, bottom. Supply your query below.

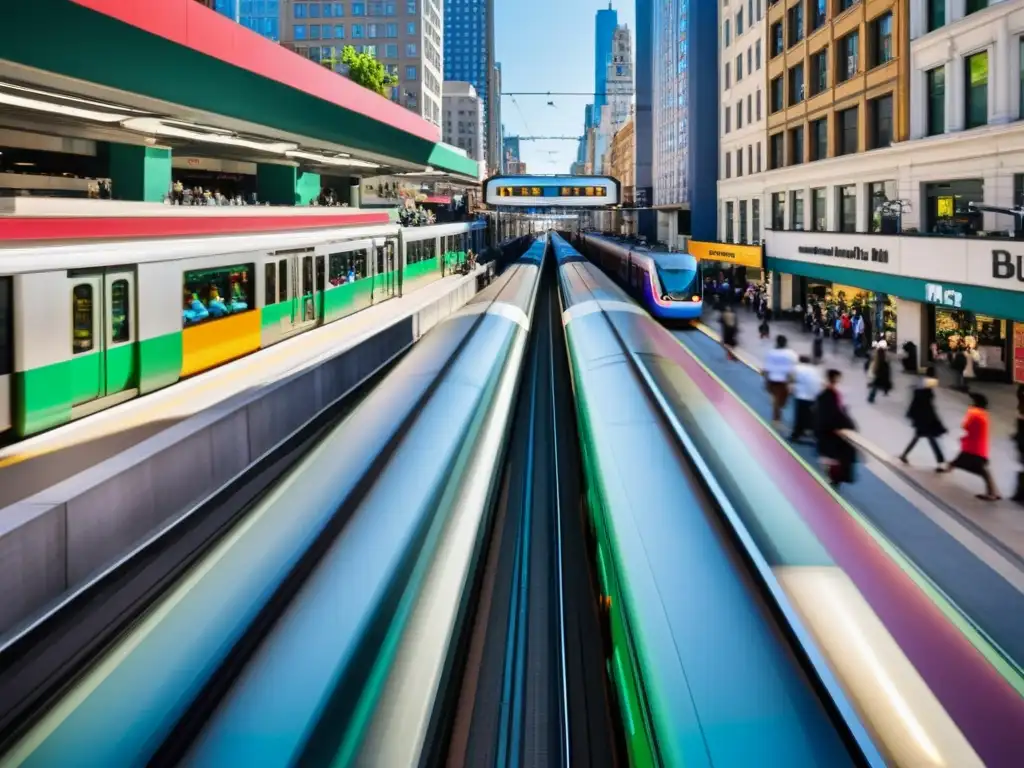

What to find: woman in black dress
left=816, top=369, right=857, bottom=489
left=899, top=367, right=947, bottom=470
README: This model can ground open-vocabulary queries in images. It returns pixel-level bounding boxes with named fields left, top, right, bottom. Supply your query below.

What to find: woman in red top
left=949, top=392, right=1000, bottom=501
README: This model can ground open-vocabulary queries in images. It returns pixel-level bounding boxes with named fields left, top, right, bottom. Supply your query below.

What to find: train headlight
left=692, top=295, right=700, bottom=302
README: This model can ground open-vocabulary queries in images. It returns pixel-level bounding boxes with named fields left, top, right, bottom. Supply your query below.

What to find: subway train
left=577, top=232, right=703, bottom=320
left=0, top=219, right=487, bottom=438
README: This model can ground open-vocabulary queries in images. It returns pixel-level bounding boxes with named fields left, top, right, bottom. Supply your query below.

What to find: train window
left=265, top=263, right=276, bottom=306
left=278, top=260, right=288, bottom=303
left=72, top=284, right=94, bottom=354
left=0, top=277, right=11, bottom=376
left=110, top=279, right=130, bottom=343
left=182, top=264, right=254, bottom=328
left=328, top=249, right=367, bottom=284
left=407, top=240, right=420, bottom=265
left=302, top=256, right=313, bottom=296
left=316, top=256, right=325, bottom=290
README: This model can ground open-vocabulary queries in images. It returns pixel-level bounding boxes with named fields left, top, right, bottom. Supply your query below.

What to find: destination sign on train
left=495, top=185, right=608, bottom=198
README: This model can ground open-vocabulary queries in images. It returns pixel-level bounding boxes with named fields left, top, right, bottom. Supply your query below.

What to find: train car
left=0, top=217, right=487, bottom=439
left=577, top=232, right=703, bottom=321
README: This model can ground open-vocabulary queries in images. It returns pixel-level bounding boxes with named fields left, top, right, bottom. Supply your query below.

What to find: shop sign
left=991, top=249, right=1024, bottom=283
left=1015, top=324, right=1024, bottom=384
left=687, top=240, right=763, bottom=269
left=925, top=283, right=963, bottom=309
left=797, top=245, right=890, bottom=264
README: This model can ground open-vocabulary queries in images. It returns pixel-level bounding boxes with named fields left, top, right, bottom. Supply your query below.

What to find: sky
left=495, top=0, right=634, bottom=175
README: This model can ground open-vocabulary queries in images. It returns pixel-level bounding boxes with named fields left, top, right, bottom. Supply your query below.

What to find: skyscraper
left=444, top=0, right=495, bottom=167
left=652, top=0, right=717, bottom=243
left=212, top=0, right=280, bottom=41
left=633, top=0, right=654, bottom=239
left=593, top=3, right=618, bottom=128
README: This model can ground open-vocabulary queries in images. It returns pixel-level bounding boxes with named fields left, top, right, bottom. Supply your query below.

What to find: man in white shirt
left=789, top=355, right=823, bottom=443
left=763, top=335, right=799, bottom=423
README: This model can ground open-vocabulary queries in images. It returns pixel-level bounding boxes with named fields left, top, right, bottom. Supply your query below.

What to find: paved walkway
left=695, top=307, right=1024, bottom=545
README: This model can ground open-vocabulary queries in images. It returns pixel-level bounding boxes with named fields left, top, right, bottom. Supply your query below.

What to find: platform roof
left=0, top=0, right=479, bottom=180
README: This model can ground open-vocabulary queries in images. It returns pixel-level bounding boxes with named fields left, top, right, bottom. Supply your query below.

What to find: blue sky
left=495, top=0, right=634, bottom=174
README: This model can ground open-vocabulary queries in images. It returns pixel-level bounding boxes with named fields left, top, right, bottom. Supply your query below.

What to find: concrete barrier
left=0, top=274, right=482, bottom=639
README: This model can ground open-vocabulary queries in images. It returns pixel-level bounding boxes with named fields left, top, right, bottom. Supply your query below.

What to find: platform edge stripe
left=689, top=322, right=1024, bottom=696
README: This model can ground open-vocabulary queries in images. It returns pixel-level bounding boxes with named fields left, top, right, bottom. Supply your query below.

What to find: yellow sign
left=687, top=240, right=763, bottom=269
left=937, top=196, right=954, bottom=218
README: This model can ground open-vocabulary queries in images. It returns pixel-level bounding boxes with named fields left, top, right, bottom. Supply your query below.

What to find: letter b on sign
left=992, top=249, right=1015, bottom=279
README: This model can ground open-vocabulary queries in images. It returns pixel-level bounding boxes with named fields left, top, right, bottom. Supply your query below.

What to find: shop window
left=110, top=279, right=130, bottom=343
left=810, top=47, right=828, bottom=96
left=868, top=181, right=897, bottom=232
left=869, top=94, right=893, bottom=149
left=328, top=249, right=368, bottom=284
left=752, top=198, right=761, bottom=241
left=791, top=190, right=805, bottom=231
left=925, top=179, right=984, bottom=235
left=788, top=2, right=804, bottom=47
left=182, top=265, right=254, bottom=328
left=726, top=202, right=735, bottom=243
left=838, top=185, right=856, bottom=232
left=869, top=12, right=892, bottom=68
left=804, top=118, right=824, bottom=162
left=927, top=0, right=944, bottom=32
left=927, top=66, right=945, bottom=136
left=769, top=132, right=784, bottom=169
left=771, top=192, right=786, bottom=230
left=811, top=187, right=827, bottom=231
left=789, top=62, right=805, bottom=105
left=837, top=30, right=858, bottom=83
left=739, top=200, right=749, bottom=243
left=790, top=126, right=804, bottom=165
left=0, top=277, right=9, bottom=377
left=965, top=50, right=988, bottom=129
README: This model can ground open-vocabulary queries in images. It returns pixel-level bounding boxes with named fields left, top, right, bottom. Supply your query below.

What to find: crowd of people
left=719, top=302, right=1023, bottom=506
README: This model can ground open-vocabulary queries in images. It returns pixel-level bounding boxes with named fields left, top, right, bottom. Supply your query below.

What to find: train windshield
left=656, top=264, right=701, bottom=300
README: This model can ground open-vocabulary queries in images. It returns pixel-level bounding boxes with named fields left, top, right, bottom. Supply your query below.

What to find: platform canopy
left=0, top=0, right=479, bottom=181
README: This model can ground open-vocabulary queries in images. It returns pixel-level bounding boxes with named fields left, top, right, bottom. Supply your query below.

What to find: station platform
left=0, top=273, right=479, bottom=509
left=676, top=310, right=1024, bottom=669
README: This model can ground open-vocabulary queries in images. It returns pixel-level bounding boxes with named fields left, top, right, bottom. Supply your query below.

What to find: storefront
left=764, top=230, right=1024, bottom=383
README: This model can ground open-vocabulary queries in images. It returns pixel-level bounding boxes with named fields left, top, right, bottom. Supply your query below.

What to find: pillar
left=779, top=273, right=795, bottom=311
left=349, top=181, right=361, bottom=208
left=107, top=143, right=171, bottom=202
left=895, top=297, right=928, bottom=371
left=257, top=163, right=321, bottom=206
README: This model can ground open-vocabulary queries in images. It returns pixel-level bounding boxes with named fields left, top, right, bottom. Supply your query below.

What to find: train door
left=273, top=250, right=321, bottom=333
left=375, top=239, right=397, bottom=300
left=68, top=269, right=138, bottom=408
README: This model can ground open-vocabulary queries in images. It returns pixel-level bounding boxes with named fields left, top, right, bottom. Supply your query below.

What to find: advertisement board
left=1014, top=323, right=1024, bottom=384
left=687, top=240, right=764, bottom=269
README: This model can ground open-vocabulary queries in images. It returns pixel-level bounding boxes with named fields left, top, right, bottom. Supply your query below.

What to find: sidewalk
left=697, top=307, right=1023, bottom=537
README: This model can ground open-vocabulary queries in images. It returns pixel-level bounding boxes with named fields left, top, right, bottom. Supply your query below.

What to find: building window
left=925, top=179, right=983, bottom=234
left=868, top=181, right=897, bottom=232
left=928, top=0, right=945, bottom=31
left=726, top=202, right=735, bottom=242
left=771, top=21, right=783, bottom=57
left=838, top=185, right=857, bottom=232
left=837, top=106, right=858, bottom=155
left=725, top=62, right=731, bottom=89
left=336, top=24, right=345, bottom=37
left=837, top=30, right=859, bottom=82
left=406, top=65, right=417, bottom=80
left=811, top=187, right=827, bottom=231
left=810, top=47, right=828, bottom=96
left=966, top=0, right=987, bottom=14
left=810, top=0, right=826, bottom=31
left=965, top=50, right=988, bottom=129
left=737, top=148, right=744, bottom=176
left=788, top=2, right=804, bottom=47
left=927, top=66, right=945, bottom=135
left=738, top=100, right=744, bottom=128
left=757, top=141, right=763, bottom=171
left=752, top=198, right=761, bottom=241
left=757, top=88, right=762, bottom=119
left=837, top=0, right=856, bottom=12
left=725, top=19, right=731, bottom=47
left=1020, top=39, right=1024, bottom=119
left=791, top=190, right=805, bottom=231
left=870, top=12, right=893, bottom=68
left=870, top=94, right=892, bottom=149
left=771, top=76, right=784, bottom=113
left=725, top=105, right=731, bottom=133
left=294, top=24, right=307, bottom=39
left=770, top=132, right=784, bottom=169
left=810, top=116, right=827, bottom=160
left=295, top=3, right=308, bottom=18
left=352, top=23, right=363, bottom=37
left=747, top=47, right=752, bottom=73
left=725, top=151, right=732, bottom=179
left=737, top=54, right=744, bottom=81
left=739, top=200, right=749, bottom=243
left=789, top=63, right=804, bottom=105
left=771, top=192, right=786, bottom=230
left=748, top=144, right=753, bottom=174
left=756, top=39, right=762, bottom=68
left=790, top=126, right=804, bottom=165
left=405, top=42, right=417, bottom=56
left=737, top=8, right=745, bottom=35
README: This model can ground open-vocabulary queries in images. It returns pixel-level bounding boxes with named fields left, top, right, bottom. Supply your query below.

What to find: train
left=577, top=232, right=703, bottom=320
left=0, top=218, right=487, bottom=438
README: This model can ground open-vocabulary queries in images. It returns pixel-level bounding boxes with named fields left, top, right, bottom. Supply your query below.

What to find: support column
left=349, top=180, right=361, bottom=208
left=107, top=143, right=171, bottom=202
left=779, top=273, right=795, bottom=311
left=895, top=297, right=927, bottom=371
left=257, top=163, right=321, bottom=206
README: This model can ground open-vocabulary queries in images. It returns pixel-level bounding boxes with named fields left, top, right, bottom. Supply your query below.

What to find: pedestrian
left=763, top=334, right=798, bottom=423
left=811, top=325, right=824, bottom=365
left=866, top=342, right=892, bottom=403
left=720, top=305, right=738, bottom=360
left=1013, top=384, right=1024, bottom=505
left=816, top=369, right=857, bottom=489
left=789, top=355, right=822, bottom=443
left=899, top=366, right=948, bottom=471
left=948, top=392, right=1001, bottom=502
